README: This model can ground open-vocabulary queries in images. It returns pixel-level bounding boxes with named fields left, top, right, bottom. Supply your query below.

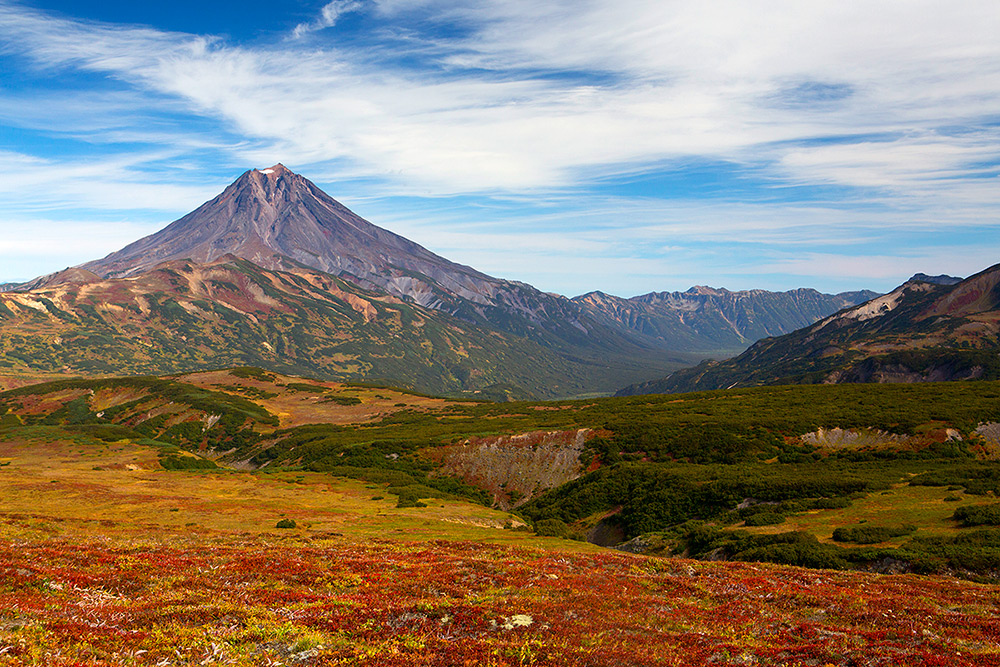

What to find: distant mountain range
left=1, top=165, right=879, bottom=397
left=619, top=267, right=997, bottom=395
left=574, top=286, right=878, bottom=356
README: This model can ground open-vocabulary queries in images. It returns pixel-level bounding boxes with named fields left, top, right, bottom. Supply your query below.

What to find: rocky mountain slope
left=619, top=266, right=1000, bottom=394
left=0, top=255, right=661, bottom=397
left=575, top=286, right=877, bottom=355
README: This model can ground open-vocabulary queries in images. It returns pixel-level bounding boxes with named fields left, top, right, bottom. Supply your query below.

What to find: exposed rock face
left=976, top=423, right=1000, bottom=449
left=434, top=429, right=592, bottom=509
left=800, top=427, right=913, bottom=449
left=911, top=273, right=963, bottom=286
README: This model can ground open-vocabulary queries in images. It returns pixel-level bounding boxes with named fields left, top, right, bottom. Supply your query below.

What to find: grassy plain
left=752, top=484, right=975, bottom=545
left=0, top=431, right=536, bottom=546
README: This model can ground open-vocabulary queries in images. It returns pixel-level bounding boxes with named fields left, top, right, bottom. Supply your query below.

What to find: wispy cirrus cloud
left=292, top=1, right=365, bottom=39
left=3, top=0, right=998, bottom=194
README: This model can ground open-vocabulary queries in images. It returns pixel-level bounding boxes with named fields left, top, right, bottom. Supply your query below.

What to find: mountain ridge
left=618, top=264, right=999, bottom=395
left=573, top=285, right=879, bottom=354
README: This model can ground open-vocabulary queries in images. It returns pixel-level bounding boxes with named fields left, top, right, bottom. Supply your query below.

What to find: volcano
left=81, top=164, right=496, bottom=307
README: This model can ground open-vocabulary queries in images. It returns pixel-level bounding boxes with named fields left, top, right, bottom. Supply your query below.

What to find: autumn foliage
left=2, top=532, right=999, bottom=666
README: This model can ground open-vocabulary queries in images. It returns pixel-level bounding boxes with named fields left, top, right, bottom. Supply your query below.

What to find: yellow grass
left=0, top=432, right=596, bottom=552
left=741, top=484, right=981, bottom=546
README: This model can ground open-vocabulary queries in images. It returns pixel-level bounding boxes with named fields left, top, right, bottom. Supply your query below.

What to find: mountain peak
left=77, top=164, right=498, bottom=305
left=909, top=272, right=963, bottom=286
left=257, top=163, right=291, bottom=176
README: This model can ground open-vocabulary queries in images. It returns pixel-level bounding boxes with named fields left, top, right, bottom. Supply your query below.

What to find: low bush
left=953, top=504, right=1000, bottom=527
left=534, top=518, right=570, bottom=538
left=832, top=524, right=916, bottom=544
left=323, top=395, right=362, bottom=406
left=744, top=512, right=785, bottom=526
left=159, top=455, right=218, bottom=470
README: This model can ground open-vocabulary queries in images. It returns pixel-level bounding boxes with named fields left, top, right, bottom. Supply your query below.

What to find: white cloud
left=0, top=151, right=224, bottom=213
left=292, top=1, right=365, bottom=39
left=756, top=251, right=996, bottom=285
left=0, top=218, right=162, bottom=282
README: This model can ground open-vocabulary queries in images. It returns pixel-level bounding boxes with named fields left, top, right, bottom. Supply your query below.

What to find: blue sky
left=1, top=0, right=998, bottom=297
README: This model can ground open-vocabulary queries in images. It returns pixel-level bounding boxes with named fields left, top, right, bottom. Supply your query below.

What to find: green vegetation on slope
left=0, top=258, right=688, bottom=398
left=6, top=374, right=1000, bottom=576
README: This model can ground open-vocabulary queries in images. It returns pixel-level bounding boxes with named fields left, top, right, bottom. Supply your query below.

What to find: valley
left=4, top=373, right=1000, bottom=664
left=5, top=372, right=1000, bottom=573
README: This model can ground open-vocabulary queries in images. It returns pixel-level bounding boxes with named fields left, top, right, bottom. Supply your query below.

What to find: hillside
left=5, top=373, right=1000, bottom=664
left=0, top=256, right=683, bottom=398
left=619, top=265, right=1000, bottom=395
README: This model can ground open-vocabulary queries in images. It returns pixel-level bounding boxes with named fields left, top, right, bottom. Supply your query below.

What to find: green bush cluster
left=228, top=367, right=277, bottom=381
left=322, top=395, right=362, bottom=406
left=520, top=461, right=873, bottom=539
left=744, top=512, right=786, bottom=526
left=285, top=382, right=328, bottom=393
left=952, top=504, right=1000, bottom=527
left=533, top=518, right=570, bottom=538
left=832, top=524, right=916, bottom=544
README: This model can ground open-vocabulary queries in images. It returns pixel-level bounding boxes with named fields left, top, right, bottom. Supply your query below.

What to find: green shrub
left=744, top=512, right=785, bottom=526
left=323, top=395, right=362, bottom=406
left=808, top=497, right=852, bottom=510
left=394, top=488, right=428, bottom=508
left=275, top=518, right=297, bottom=529
left=534, top=518, right=570, bottom=538
left=953, top=504, right=1000, bottom=527
left=159, top=454, right=218, bottom=470
left=832, top=524, right=916, bottom=544
left=285, top=383, right=328, bottom=393
left=66, top=424, right=145, bottom=442
left=230, top=367, right=276, bottom=381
